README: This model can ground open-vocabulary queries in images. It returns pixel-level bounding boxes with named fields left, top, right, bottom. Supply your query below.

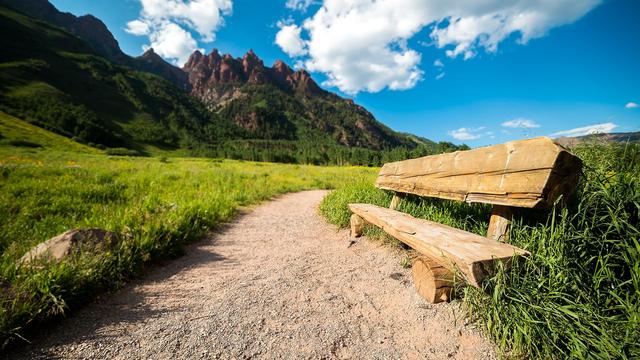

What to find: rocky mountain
left=0, top=0, right=188, bottom=89
left=0, top=0, right=127, bottom=63
left=184, top=50, right=322, bottom=99
left=182, top=49, right=413, bottom=149
left=136, top=48, right=190, bottom=91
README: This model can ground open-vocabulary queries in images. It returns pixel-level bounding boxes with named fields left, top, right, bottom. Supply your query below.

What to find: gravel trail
left=11, top=190, right=496, bottom=359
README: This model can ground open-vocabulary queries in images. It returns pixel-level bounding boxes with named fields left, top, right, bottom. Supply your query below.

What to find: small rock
left=20, top=228, right=119, bottom=264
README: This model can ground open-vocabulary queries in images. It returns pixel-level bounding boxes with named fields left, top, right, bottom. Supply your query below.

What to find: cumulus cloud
left=502, top=118, right=540, bottom=129
left=449, top=127, right=486, bottom=141
left=146, top=23, right=202, bottom=65
left=125, top=19, right=151, bottom=35
left=275, top=22, right=307, bottom=56
left=435, top=72, right=445, bottom=80
left=285, top=0, right=315, bottom=12
left=126, top=0, right=232, bottom=65
left=276, top=0, right=600, bottom=93
left=433, top=59, right=444, bottom=67
left=550, top=122, right=618, bottom=138
left=626, top=102, right=639, bottom=109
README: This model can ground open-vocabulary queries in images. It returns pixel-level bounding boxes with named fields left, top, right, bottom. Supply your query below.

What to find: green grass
left=0, top=112, right=99, bottom=153
left=320, top=142, right=640, bottom=359
left=0, top=139, right=377, bottom=348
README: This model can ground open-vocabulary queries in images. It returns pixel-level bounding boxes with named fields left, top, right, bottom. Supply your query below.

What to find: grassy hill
left=0, top=5, right=244, bottom=152
left=0, top=111, right=99, bottom=153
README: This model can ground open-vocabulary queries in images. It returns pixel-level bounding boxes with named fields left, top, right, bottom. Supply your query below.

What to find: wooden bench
left=349, top=137, right=582, bottom=303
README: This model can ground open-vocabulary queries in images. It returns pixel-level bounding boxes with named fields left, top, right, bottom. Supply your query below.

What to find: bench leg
left=411, top=256, right=455, bottom=303
left=350, top=213, right=365, bottom=237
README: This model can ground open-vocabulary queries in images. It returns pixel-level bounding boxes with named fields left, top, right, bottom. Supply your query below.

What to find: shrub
left=0, top=139, right=42, bottom=148
left=104, top=148, right=143, bottom=157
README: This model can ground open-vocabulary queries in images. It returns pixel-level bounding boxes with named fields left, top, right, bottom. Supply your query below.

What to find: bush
left=104, top=148, right=143, bottom=157
left=0, top=139, right=42, bottom=148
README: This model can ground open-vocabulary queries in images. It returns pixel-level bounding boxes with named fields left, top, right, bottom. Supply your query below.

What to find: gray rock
left=20, top=228, right=118, bottom=264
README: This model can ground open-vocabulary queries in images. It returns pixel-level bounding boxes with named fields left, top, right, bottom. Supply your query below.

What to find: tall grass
left=320, top=142, right=639, bottom=359
left=0, top=147, right=377, bottom=348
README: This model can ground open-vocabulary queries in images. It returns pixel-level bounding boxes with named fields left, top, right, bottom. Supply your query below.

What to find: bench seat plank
left=348, top=203, right=529, bottom=287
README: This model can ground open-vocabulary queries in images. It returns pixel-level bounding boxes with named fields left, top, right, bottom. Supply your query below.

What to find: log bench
left=349, top=137, right=582, bottom=303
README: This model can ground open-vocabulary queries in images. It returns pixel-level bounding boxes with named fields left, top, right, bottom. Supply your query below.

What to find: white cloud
left=433, top=59, right=444, bottom=67
left=435, top=72, right=445, bottom=80
left=275, top=23, right=308, bottom=57
left=448, top=127, right=486, bottom=140
left=276, top=0, right=600, bottom=93
left=625, top=102, right=639, bottom=109
left=550, top=122, right=618, bottom=138
left=147, top=22, right=203, bottom=65
left=285, top=0, right=315, bottom=12
left=127, top=0, right=233, bottom=65
left=125, top=19, right=151, bottom=36
left=502, top=118, right=540, bottom=129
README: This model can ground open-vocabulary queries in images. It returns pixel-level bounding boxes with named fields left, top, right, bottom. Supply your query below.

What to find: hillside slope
left=0, top=0, right=189, bottom=89
left=0, top=111, right=99, bottom=153
left=0, top=5, right=243, bottom=151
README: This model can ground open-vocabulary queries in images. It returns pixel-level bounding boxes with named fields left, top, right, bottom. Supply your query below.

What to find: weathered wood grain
left=350, top=213, right=365, bottom=237
left=389, top=192, right=404, bottom=210
left=486, top=205, right=512, bottom=241
left=348, top=203, right=529, bottom=287
left=411, top=256, right=454, bottom=303
left=375, top=137, right=582, bottom=208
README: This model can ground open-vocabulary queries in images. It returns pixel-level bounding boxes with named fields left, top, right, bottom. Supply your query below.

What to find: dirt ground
left=10, top=190, right=496, bottom=359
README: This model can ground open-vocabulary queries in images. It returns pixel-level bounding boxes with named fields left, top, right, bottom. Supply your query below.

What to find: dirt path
left=13, top=190, right=496, bottom=359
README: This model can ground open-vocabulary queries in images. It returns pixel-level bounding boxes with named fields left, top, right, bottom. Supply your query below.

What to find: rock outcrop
left=20, top=228, right=119, bottom=264
left=183, top=49, right=325, bottom=101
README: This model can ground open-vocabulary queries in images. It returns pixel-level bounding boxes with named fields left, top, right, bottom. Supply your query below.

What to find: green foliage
left=320, top=143, right=640, bottom=359
left=0, top=145, right=378, bottom=348
left=0, top=139, right=41, bottom=148
left=0, top=111, right=99, bottom=153
left=104, top=148, right=144, bottom=157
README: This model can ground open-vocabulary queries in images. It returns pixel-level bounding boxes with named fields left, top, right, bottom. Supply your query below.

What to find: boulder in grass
left=20, top=228, right=119, bottom=264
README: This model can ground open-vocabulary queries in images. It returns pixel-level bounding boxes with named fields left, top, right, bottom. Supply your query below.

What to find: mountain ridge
left=0, top=0, right=189, bottom=89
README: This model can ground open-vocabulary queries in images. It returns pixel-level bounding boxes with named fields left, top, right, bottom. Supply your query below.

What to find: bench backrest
left=375, top=137, right=582, bottom=209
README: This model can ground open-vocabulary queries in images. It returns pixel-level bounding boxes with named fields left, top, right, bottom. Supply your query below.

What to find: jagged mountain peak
left=183, top=48, right=324, bottom=97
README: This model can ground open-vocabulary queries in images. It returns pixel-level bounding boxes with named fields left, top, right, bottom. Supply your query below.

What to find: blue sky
left=50, top=0, right=640, bottom=146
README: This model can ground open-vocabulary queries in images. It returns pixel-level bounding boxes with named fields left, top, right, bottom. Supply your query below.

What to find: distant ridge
left=555, top=131, right=640, bottom=147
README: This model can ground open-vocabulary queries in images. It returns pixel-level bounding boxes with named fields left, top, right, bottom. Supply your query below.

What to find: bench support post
left=389, top=192, right=405, bottom=210
left=487, top=205, right=513, bottom=241
left=411, top=256, right=455, bottom=303
left=350, top=214, right=365, bottom=237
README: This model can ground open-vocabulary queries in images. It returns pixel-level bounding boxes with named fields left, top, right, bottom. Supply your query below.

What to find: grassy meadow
left=2, top=109, right=638, bottom=358
left=320, top=142, right=640, bottom=359
left=0, top=112, right=378, bottom=347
